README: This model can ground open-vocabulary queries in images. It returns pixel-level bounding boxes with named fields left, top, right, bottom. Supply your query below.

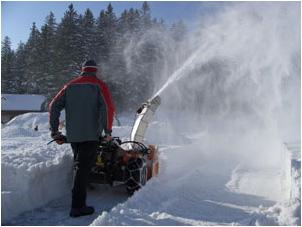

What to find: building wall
left=1, top=111, right=34, bottom=124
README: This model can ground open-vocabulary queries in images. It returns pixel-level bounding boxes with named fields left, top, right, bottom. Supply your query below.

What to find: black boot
left=69, top=206, right=95, bottom=218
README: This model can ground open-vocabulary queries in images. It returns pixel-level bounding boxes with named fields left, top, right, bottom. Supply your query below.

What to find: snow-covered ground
left=1, top=112, right=300, bottom=225
left=1, top=113, right=73, bottom=223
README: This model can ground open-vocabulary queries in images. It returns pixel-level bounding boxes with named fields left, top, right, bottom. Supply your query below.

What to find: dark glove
left=51, top=131, right=66, bottom=145
left=104, top=134, right=112, bottom=142
left=103, top=129, right=112, bottom=141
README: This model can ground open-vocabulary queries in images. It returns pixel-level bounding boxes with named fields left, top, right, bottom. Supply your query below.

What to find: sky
left=1, top=1, right=224, bottom=50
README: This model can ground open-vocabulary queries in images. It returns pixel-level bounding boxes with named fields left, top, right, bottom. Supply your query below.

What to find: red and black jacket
left=49, top=70, right=115, bottom=142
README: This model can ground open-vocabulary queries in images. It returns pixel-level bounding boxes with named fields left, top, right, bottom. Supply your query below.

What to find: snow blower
left=89, top=95, right=161, bottom=194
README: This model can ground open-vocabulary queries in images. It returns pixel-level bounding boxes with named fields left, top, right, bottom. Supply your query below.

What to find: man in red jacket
left=49, top=60, right=115, bottom=217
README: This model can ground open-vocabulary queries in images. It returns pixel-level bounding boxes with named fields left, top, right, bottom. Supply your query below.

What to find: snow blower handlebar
left=47, top=135, right=67, bottom=145
left=47, top=130, right=116, bottom=145
left=47, top=136, right=149, bottom=155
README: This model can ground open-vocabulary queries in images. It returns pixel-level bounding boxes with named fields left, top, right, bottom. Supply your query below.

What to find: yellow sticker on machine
left=96, top=155, right=103, bottom=166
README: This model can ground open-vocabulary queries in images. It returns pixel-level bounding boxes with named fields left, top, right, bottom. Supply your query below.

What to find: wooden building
left=1, top=94, right=46, bottom=123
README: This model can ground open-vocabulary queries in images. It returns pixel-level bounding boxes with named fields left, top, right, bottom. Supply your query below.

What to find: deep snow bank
left=92, top=124, right=300, bottom=226
left=1, top=112, right=135, bottom=223
left=91, top=118, right=288, bottom=225
left=90, top=105, right=300, bottom=226
left=244, top=143, right=301, bottom=226
left=1, top=113, right=74, bottom=222
left=1, top=111, right=299, bottom=225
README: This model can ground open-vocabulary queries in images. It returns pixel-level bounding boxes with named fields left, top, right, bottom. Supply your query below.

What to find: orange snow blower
left=89, top=137, right=159, bottom=194
left=89, top=95, right=161, bottom=194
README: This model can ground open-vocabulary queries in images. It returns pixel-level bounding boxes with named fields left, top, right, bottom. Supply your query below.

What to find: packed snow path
left=2, top=113, right=300, bottom=225
left=4, top=185, right=128, bottom=226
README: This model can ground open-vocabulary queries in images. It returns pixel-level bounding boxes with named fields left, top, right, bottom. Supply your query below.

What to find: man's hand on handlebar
left=103, top=134, right=112, bottom=142
left=51, top=131, right=67, bottom=145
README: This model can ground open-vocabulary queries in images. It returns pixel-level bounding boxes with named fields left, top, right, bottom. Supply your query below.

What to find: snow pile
left=91, top=125, right=300, bottom=225
left=226, top=161, right=300, bottom=225
left=271, top=142, right=301, bottom=226
left=0, top=110, right=135, bottom=224
left=1, top=112, right=299, bottom=225
left=223, top=143, right=301, bottom=226
left=1, top=113, right=73, bottom=222
left=91, top=118, right=284, bottom=225
left=226, top=165, right=282, bottom=201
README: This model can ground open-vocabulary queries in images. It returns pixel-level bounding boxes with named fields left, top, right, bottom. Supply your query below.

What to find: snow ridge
left=1, top=113, right=73, bottom=222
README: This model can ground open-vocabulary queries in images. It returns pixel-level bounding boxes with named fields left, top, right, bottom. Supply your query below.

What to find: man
left=49, top=60, right=115, bottom=217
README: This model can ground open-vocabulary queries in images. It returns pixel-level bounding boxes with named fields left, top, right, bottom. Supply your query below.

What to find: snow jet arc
left=149, top=2, right=300, bottom=172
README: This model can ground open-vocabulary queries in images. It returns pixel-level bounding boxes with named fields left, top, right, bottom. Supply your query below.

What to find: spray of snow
left=92, top=2, right=300, bottom=225
left=155, top=2, right=300, bottom=168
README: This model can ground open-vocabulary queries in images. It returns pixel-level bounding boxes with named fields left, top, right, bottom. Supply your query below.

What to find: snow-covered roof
left=1, top=94, right=46, bottom=111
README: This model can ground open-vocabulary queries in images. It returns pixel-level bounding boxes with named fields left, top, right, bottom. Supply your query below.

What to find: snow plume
left=92, top=3, right=300, bottom=226
left=153, top=2, right=300, bottom=167
left=147, top=1, right=300, bottom=225
left=123, top=28, right=175, bottom=78
left=156, top=1, right=301, bottom=223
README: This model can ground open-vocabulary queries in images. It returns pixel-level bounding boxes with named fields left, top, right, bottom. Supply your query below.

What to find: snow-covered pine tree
left=95, top=10, right=107, bottom=64
left=141, top=1, right=152, bottom=29
left=38, top=12, right=59, bottom=99
left=119, top=2, right=161, bottom=109
left=13, top=42, right=27, bottom=94
left=1, top=3, right=187, bottom=112
left=170, top=20, right=187, bottom=43
left=126, top=8, right=142, bottom=34
left=78, top=9, right=96, bottom=60
left=23, top=23, right=44, bottom=94
left=1, top=36, right=16, bottom=93
left=95, top=3, right=117, bottom=65
left=55, top=3, right=82, bottom=84
left=109, top=6, right=145, bottom=111
left=106, top=9, right=132, bottom=111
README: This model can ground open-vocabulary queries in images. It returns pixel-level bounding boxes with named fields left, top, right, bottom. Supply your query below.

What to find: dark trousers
left=71, top=141, right=98, bottom=209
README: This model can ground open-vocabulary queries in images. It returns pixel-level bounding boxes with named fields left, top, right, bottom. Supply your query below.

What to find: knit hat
left=81, top=60, right=98, bottom=73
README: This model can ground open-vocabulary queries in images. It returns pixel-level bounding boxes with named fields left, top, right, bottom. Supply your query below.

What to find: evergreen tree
left=118, top=10, right=129, bottom=35
left=1, top=3, right=187, bottom=112
left=95, top=10, right=107, bottom=63
left=1, top=36, right=15, bottom=93
left=141, top=1, right=152, bottom=29
left=170, top=20, right=186, bottom=42
left=39, top=12, right=58, bottom=98
left=79, top=9, right=96, bottom=60
left=23, top=22, right=43, bottom=93
left=127, top=8, right=141, bottom=34
left=96, top=3, right=117, bottom=64
left=55, top=3, right=82, bottom=82
left=13, top=42, right=27, bottom=93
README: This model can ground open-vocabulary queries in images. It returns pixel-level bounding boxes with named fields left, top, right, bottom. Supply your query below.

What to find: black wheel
left=126, top=158, right=147, bottom=194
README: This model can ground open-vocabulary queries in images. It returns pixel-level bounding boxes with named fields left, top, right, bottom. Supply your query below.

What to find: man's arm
left=99, top=94, right=108, bottom=136
left=98, top=81, right=115, bottom=135
left=49, top=86, right=66, bottom=133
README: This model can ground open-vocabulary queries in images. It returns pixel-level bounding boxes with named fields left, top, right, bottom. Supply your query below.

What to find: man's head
left=81, top=60, right=98, bottom=74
